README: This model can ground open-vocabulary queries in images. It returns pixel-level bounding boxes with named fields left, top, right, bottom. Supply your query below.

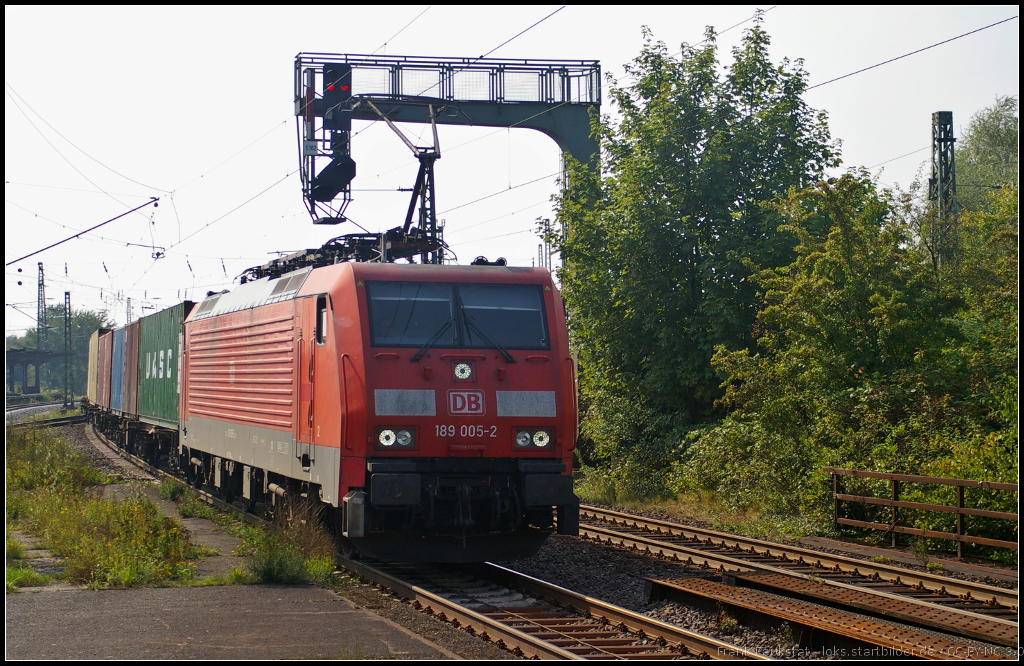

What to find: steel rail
left=342, top=557, right=767, bottom=660
left=7, top=412, right=87, bottom=430
left=581, top=505, right=1018, bottom=612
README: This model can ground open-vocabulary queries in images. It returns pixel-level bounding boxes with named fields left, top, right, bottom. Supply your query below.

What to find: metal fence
left=824, top=467, right=1018, bottom=556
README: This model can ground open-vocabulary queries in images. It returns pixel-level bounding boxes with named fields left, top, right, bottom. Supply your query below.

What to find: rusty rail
left=824, top=468, right=1018, bottom=555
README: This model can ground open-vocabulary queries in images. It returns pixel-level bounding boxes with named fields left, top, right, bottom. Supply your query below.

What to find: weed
left=159, top=478, right=188, bottom=502
left=926, top=562, right=945, bottom=572
left=717, top=611, right=740, bottom=635
left=177, top=494, right=216, bottom=520
left=246, top=538, right=308, bottom=584
left=228, top=567, right=257, bottom=585
left=6, top=563, right=50, bottom=591
left=6, top=536, right=25, bottom=560
left=909, top=538, right=930, bottom=566
left=5, top=427, right=108, bottom=492
left=870, top=556, right=893, bottom=564
left=7, top=429, right=195, bottom=589
left=305, top=556, right=337, bottom=587
left=776, top=622, right=796, bottom=647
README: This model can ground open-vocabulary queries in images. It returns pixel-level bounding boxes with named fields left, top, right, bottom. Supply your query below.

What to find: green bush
left=159, top=478, right=188, bottom=502
left=246, top=537, right=309, bottom=584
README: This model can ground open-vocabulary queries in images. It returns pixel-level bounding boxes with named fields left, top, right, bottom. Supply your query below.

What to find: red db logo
left=448, top=390, right=485, bottom=415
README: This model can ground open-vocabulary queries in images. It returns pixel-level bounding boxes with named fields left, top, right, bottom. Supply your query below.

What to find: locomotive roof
left=188, top=262, right=553, bottom=322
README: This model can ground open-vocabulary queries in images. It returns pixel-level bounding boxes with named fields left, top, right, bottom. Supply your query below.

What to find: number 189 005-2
left=435, top=424, right=498, bottom=438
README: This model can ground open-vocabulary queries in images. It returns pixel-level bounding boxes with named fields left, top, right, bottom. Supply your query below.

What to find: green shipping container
left=137, top=302, right=194, bottom=428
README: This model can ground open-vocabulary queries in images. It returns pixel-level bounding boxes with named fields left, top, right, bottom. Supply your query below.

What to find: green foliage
left=7, top=428, right=194, bottom=588
left=6, top=427, right=108, bottom=492
left=15, top=488, right=195, bottom=588
left=158, top=477, right=188, bottom=502
left=6, top=564, right=50, bottom=592
left=684, top=175, right=1017, bottom=541
left=552, top=18, right=837, bottom=481
left=245, top=537, right=309, bottom=584
left=5, top=305, right=114, bottom=397
left=955, top=96, right=1018, bottom=213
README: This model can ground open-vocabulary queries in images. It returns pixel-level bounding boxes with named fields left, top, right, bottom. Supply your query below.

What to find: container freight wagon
left=86, top=328, right=111, bottom=405
left=137, top=302, right=194, bottom=429
left=96, top=330, right=114, bottom=410
left=117, top=321, right=140, bottom=418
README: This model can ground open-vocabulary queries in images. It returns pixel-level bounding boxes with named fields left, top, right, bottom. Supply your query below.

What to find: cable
left=438, top=172, right=559, bottom=215
left=370, top=6, right=432, bottom=56
left=5, top=88, right=153, bottom=217
left=5, top=180, right=154, bottom=198
left=479, top=6, right=565, bottom=59
left=167, top=170, right=298, bottom=249
left=4, top=82, right=172, bottom=194
left=445, top=199, right=550, bottom=235
left=4, top=198, right=144, bottom=247
left=867, top=146, right=930, bottom=170
left=806, top=15, right=1018, bottom=91
left=6, top=198, right=159, bottom=266
left=171, top=120, right=289, bottom=191
left=414, top=6, right=567, bottom=98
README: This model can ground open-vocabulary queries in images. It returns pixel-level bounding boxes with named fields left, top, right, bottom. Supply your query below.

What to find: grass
left=6, top=563, right=50, bottom=591
left=159, top=478, right=340, bottom=587
left=575, top=483, right=824, bottom=543
left=6, top=427, right=196, bottom=589
left=239, top=499, right=339, bottom=586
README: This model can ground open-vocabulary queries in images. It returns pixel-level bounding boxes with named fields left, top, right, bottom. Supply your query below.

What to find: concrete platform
left=5, top=585, right=457, bottom=660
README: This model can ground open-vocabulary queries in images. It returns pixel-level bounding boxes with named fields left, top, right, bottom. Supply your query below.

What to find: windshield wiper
left=464, top=315, right=516, bottom=364
left=410, top=317, right=453, bottom=362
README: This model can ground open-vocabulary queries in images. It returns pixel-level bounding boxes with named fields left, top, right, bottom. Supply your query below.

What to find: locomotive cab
left=338, top=263, right=578, bottom=562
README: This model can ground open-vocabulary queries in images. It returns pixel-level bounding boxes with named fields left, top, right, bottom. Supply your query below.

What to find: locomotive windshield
left=367, top=281, right=549, bottom=349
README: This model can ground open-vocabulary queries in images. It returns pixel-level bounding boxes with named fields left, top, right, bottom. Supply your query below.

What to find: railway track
left=32, top=419, right=1019, bottom=659
left=342, top=558, right=766, bottom=660
left=6, top=402, right=85, bottom=429
left=579, top=505, right=1018, bottom=649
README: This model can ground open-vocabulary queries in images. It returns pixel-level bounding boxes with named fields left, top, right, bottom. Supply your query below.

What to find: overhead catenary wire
left=370, top=6, right=432, bottom=56
left=4, top=82, right=172, bottom=194
left=805, top=15, right=1018, bottom=91
left=6, top=198, right=159, bottom=266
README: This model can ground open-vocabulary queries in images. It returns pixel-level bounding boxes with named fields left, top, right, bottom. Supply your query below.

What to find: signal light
left=323, top=63, right=353, bottom=131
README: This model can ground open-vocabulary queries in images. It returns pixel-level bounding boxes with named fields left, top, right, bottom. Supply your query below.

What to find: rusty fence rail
left=822, top=467, right=1018, bottom=557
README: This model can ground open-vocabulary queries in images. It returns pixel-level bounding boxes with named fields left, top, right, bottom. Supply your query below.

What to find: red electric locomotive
left=178, top=260, right=578, bottom=561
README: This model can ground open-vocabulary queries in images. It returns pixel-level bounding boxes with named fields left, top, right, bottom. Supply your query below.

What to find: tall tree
left=686, top=175, right=1017, bottom=524
left=551, top=18, right=837, bottom=475
left=955, top=96, right=1018, bottom=213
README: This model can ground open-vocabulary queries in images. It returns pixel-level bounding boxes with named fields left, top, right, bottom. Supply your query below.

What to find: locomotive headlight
left=532, top=430, right=551, bottom=447
left=454, top=363, right=473, bottom=380
left=515, top=431, right=532, bottom=447
left=379, top=429, right=397, bottom=446
left=396, top=429, right=413, bottom=446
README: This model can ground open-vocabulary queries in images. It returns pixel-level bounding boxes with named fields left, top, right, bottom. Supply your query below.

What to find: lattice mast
left=928, top=111, right=959, bottom=266
left=37, top=262, right=47, bottom=350
left=63, top=291, right=73, bottom=409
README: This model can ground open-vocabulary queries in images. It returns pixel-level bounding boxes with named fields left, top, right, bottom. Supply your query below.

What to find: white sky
left=5, top=5, right=1019, bottom=337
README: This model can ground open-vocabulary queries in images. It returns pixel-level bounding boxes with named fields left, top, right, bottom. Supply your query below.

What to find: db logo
left=448, top=390, right=485, bottom=415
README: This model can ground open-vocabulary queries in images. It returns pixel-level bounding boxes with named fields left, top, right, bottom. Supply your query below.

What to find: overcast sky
left=5, top=5, right=1018, bottom=337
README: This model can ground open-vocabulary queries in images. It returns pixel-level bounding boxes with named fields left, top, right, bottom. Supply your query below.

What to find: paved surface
left=5, top=585, right=456, bottom=660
